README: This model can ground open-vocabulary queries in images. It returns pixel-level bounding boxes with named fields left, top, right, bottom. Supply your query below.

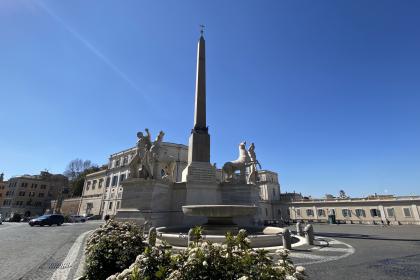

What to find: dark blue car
left=29, top=214, right=64, bottom=227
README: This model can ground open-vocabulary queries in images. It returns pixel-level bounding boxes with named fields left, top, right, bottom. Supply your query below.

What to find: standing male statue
left=128, top=129, right=152, bottom=179
left=247, top=142, right=261, bottom=184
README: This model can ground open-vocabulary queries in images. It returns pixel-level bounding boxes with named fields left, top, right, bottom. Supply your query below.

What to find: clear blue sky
left=1, top=0, right=419, bottom=197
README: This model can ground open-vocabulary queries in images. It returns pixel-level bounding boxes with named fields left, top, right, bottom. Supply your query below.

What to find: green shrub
left=108, top=245, right=173, bottom=280
left=84, top=220, right=145, bottom=280
left=107, top=227, right=306, bottom=280
left=63, top=215, right=71, bottom=223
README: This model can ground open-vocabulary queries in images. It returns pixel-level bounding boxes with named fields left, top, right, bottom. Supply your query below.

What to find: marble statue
left=128, top=129, right=179, bottom=181
left=247, top=142, right=261, bottom=184
left=128, top=129, right=160, bottom=179
left=222, top=142, right=250, bottom=182
left=129, top=129, right=151, bottom=178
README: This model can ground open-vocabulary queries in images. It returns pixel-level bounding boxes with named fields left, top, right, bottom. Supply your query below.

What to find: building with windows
left=288, top=194, right=420, bottom=225
left=78, top=169, right=108, bottom=217
left=0, top=173, right=7, bottom=210
left=0, top=171, right=69, bottom=219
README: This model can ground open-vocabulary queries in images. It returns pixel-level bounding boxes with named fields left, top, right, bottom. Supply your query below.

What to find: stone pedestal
left=115, top=178, right=171, bottom=227
left=182, top=161, right=216, bottom=183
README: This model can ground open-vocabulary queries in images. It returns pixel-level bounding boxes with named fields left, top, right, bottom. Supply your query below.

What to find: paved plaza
left=0, top=222, right=418, bottom=280
left=0, top=221, right=102, bottom=280
left=292, top=224, right=420, bottom=280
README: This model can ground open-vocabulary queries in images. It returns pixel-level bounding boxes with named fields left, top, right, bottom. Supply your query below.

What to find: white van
left=69, top=215, right=86, bottom=223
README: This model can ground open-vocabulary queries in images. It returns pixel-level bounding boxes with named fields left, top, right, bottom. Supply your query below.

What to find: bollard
left=296, top=222, right=303, bottom=236
left=187, top=228, right=194, bottom=246
left=148, top=227, right=156, bottom=246
left=282, top=228, right=292, bottom=250
left=304, top=224, right=314, bottom=245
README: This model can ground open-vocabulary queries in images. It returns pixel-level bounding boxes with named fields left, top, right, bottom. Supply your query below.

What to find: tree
left=64, top=159, right=99, bottom=197
left=339, top=190, right=348, bottom=199
left=64, top=159, right=94, bottom=180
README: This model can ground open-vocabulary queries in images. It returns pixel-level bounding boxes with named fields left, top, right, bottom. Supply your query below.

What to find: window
left=16, top=201, right=24, bottom=206
left=355, top=209, right=366, bottom=217
left=342, top=209, right=352, bottom=217
left=30, top=183, right=37, bottom=189
left=34, top=201, right=42, bottom=207
left=115, top=159, right=120, bottom=167
left=28, top=192, right=35, bottom=197
left=277, top=209, right=281, bottom=216
left=38, top=193, right=44, bottom=198
left=296, top=208, right=301, bottom=217
left=117, top=192, right=122, bottom=199
left=370, top=209, right=381, bottom=217
left=317, top=209, right=326, bottom=217
left=112, top=176, right=118, bottom=187
left=21, top=182, right=28, bottom=188
left=99, top=179, right=104, bottom=188
left=306, top=209, right=314, bottom=216
left=117, top=201, right=120, bottom=209
left=3, top=200, right=11, bottom=206
left=108, top=202, right=113, bottom=210
left=92, top=180, right=97, bottom=190
left=123, top=156, right=128, bottom=165
left=19, top=191, right=25, bottom=196
left=119, top=174, right=125, bottom=184
left=272, top=189, right=276, bottom=197
left=265, top=208, right=268, bottom=216
left=86, top=181, right=91, bottom=190
left=386, top=208, right=395, bottom=218
left=403, top=208, right=412, bottom=217
left=40, top=184, right=47, bottom=189
left=106, top=177, right=111, bottom=188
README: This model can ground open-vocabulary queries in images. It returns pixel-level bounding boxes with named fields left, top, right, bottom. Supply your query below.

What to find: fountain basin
left=156, top=226, right=302, bottom=248
left=182, top=204, right=258, bottom=234
left=182, top=204, right=257, bottom=218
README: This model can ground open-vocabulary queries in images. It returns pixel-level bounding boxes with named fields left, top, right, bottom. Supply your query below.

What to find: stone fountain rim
left=182, top=204, right=258, bottom=217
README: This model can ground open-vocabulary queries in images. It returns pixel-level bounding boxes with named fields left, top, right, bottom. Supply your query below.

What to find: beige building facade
left=0, top=171, right=69, bottom=219
left=78, top=169, right=108, bottom=217
left=51, top=197, right=82, bottom=216
left=289, top=195, right=420, bottom=225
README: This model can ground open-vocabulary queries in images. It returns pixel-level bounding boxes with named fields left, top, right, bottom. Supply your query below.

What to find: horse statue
left=222, top=142, right=251, bottom=182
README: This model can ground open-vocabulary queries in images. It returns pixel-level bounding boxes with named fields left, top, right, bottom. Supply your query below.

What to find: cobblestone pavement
left=294, top=224, right=420, bottom=280
left=0, top=221, right=102, bottom=280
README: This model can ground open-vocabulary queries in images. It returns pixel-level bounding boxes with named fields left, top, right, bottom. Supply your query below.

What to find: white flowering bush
left=107, top=245, right=173, bottom=280
left=84, top=220, right=145, bottom=280
left=106, top=227, right=305, bottom=280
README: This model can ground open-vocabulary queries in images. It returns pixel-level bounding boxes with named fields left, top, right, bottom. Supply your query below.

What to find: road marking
left=50, top=230, right=92, bottom=280
left=291, top=236, right=355, bottom=266
left=290, top=252, right=326, bottom=260
left=316, top=247, right=352, bottom=252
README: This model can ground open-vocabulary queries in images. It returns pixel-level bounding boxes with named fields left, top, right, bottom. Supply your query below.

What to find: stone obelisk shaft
left=188, top=35, right=210, bottom=163
left=194, top=36, right=206, bottom=130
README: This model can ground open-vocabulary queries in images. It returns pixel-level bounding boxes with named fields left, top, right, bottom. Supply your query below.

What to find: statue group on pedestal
left=128, top=129, right=176, bottom=182
left=222, top=141, right=261, bottom=184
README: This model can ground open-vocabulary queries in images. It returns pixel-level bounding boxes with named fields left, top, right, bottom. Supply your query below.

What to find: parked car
left=69, top=215, right=86, bottom=223
left=86, top=215, right=101, bottom=220
left=29, top=214, right=64, bottom=226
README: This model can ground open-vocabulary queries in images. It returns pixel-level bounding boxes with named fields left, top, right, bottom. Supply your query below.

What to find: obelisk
left=182, top=29, right=216, bottom=184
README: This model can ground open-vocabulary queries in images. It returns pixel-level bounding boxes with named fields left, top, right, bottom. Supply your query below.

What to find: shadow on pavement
left=316, top=232, right=420, bottom=242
